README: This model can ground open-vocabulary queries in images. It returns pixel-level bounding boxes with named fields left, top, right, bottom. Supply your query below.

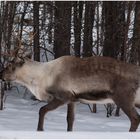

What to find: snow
left=0, top=86, right=140, bottom=139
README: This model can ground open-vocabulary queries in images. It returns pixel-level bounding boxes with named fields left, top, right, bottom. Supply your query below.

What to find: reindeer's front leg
left=37, top=98, right=64, bottom=131
left=67, top=102, right=75, bottom=131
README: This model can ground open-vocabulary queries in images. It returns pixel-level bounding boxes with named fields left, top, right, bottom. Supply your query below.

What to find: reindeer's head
left=2, top=57, right=25, bottom=81
left=2, top=37, right=32, bottom=81
left=2, top=46, right=32, bottom=82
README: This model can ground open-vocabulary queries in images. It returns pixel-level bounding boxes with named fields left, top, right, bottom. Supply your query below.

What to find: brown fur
left=60, top=56, right=140, bottom=80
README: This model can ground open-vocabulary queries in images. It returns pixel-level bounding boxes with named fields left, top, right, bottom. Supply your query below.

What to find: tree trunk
left=118, top=2, right=126, bottom=61
left=121, top=2, right=134, bottom=61
left=0, top=2, right=2, bottom=63
left=83, top=2, right=96, bottom=57
left=53, top=2, right=71, bottom=58
left=33, top=1, right=40, bottom=61
left=73, top=1, right=83, bottom=57
left=130, top=2, right=140, bottom=65
left=103, top=2, right=125, bottom=58
left=7, top=2, right=16, bottom=51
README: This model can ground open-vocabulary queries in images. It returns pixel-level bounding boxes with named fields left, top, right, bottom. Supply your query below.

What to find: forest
left=0, top=1, right=140, bottom=135
left=0, top=1, right=140, bottom=63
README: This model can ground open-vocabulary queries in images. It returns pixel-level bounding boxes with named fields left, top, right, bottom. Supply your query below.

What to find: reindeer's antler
left=4, top=30, right=35, bottom=58
left=1, top=28, right=36, bottom=61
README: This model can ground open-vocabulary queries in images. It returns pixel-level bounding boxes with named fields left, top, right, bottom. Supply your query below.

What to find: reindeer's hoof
left=67, top=128, right=73, bottom=131
left=37, top=128, right=44, bottom=131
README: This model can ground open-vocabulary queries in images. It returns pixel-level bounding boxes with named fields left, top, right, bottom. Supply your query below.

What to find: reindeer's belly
left=75, top=90, right=114, bottom=104
left=79, top=98, right=114, bottom=104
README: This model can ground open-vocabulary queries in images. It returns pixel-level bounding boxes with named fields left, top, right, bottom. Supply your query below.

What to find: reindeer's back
left=58, top=56, right=140, bottom=80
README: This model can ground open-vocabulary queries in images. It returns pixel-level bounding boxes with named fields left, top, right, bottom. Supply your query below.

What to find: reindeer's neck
left=15, top=61, right=46, bottom=86
left=14, top=60, right=57, bottom=101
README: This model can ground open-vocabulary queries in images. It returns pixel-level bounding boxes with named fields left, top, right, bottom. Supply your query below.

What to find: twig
left=40, top=46, right=54, bottom=56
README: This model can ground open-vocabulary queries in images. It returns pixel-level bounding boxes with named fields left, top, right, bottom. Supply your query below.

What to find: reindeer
left=2, top=55, right=140, bottom=132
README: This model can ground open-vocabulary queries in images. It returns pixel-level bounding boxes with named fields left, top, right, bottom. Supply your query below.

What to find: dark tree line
left=0, top=1, right=139, bottom=62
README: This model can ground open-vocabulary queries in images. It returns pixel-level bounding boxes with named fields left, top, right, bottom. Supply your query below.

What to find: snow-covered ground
left=0, top=86, right=140, bottom=139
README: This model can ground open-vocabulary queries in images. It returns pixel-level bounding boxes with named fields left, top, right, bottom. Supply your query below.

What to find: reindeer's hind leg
left=113, top=83, right=140, bottom=131
left=115, top=101, right=140, bottom=131
left=37, top=98, right=64, bottom=131
left=67, top=102, right=75, bottom=131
